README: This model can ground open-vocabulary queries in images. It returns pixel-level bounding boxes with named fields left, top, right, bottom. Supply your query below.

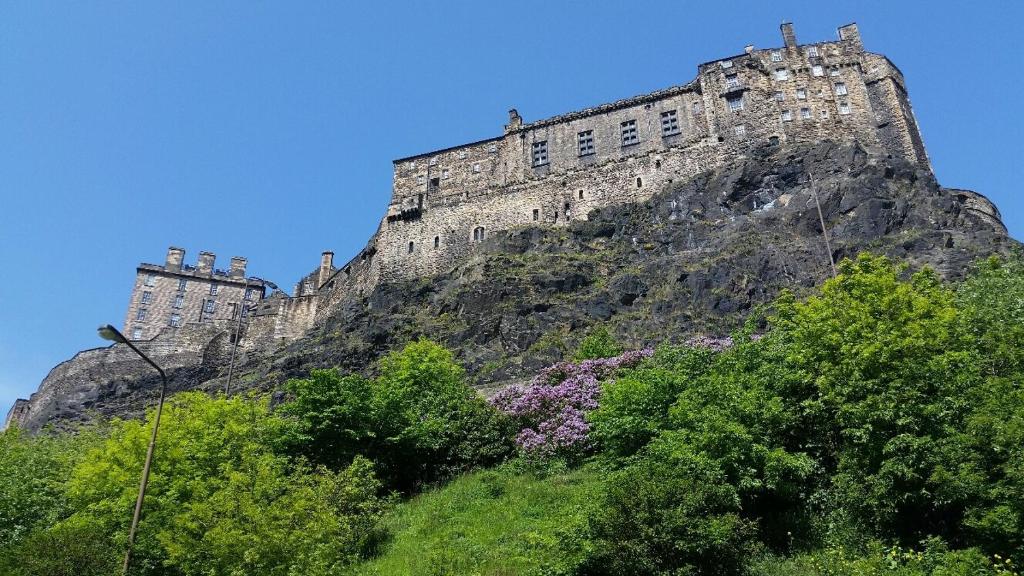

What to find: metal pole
left=98, top=327, right=167, bottom=576
left=810, top=176, right=837, bottom=278
left=224, top=279, right=248, bottom=396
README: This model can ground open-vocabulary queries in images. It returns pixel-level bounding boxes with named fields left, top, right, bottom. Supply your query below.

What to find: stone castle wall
left=313, top=22, right=930, bottom=325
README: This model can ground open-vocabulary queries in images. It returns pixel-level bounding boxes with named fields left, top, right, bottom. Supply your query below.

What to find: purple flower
left=490, top=348, right=653, bottom=459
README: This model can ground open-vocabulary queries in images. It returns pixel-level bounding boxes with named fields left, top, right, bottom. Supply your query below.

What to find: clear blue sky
left=2, top=1, right=1021, bottom=415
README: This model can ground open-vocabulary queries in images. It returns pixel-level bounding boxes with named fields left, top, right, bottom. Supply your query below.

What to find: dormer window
left=771, top=51, right=783, bottom=62
left=720, top=60, right=733, bottom=69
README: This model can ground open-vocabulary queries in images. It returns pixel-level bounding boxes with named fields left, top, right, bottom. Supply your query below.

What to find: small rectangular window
left=144, top=274, right=156, bottom=287
left=800, top=107, right=812, bottom=119
left=178, top=278, right=187, bottom=291
left=720, top=60, right=733, bottom=69
left=169, top=314, right=181, bottom=328
left=141, top=291, right=152, bottom=304
left=724, top=73, right=739, bottom=88
left=131, top=327, right=143, bottom=340
left=781, top=110, right=793, bottom=122
left=136, top=308, right=147, bottom=321
left=771, top=51, right=783, bottom=62
left=812, top=65, right=824, bottom=77
left=774, top=91, right=784, bottom=102
left=839, top=102, right=851, bottom=115
left=204, top=300, right=215, bottom=313
left=692, top=101, right=702, bottom=115
left=209, top=283, right=218, bottom=296
left=532, top=141, right=548, bottom=166
left=620, top=120, right=638, bottom=146
left=830, top=67, right=841, bottom=77
left=441, top=169, right=450, bottom=179
left=726, top=94, right=744, bottom=112
left=472, top=163, right=480, bottom=173
left=796, top=88, right=807, bottom=100
left=734, top=124, right=746, bottom=136
left=660, top=110, right=679, bottom=136
left=820, top=109, right=829, bottom=119
left=244, top=288, right=254, bottom=301
left=577, top=130, right=595, bottom=156
left=807, top=46, right=819, bottom=57
left=775, top=68, right=789, bottom=81
left=532, top=208, right=539, bottom=221
left=834, top=82, right=848, bottom=96
left=173, top=295, right=184, bottom=308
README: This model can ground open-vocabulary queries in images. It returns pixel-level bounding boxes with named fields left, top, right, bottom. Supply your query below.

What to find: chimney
left=781, top=22, right=797, bottom=49
left=196, top=251, right=215, bottom=275
left=165, top=246, right=185, bottom=272
left=318, top=251, right=334, bottom=288
left=229, top=256, right=247, bottom=278
left=837, top=23, right=863, bottom=51
left=744, top=44, right=754, bottom=54
left=505, top=108, right=522, bottom=133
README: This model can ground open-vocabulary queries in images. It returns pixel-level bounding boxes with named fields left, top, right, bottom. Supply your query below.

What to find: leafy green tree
left=0, top=516, right=118, bottom=576
left=283, top=339, right=513, bottom=493
left=957, top=253, right=1024, bottom=378
left=66, top=392, right=388, bottom=576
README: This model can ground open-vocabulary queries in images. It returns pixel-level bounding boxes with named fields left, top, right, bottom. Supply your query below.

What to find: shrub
left=573, top=325, right=622, bottom=361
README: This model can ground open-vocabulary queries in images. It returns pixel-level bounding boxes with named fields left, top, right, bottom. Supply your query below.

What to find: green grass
left=353, top=464, right=603, bottom=576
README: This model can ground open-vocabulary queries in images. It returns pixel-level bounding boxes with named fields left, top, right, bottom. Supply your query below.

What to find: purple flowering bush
left=490, top=349, right=653, bottom=460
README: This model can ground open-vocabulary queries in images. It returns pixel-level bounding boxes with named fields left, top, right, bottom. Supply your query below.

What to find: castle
left=6, top=21, right=936, bottom=429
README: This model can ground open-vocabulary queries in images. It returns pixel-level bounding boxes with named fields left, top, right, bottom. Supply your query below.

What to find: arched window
left=408, top=241, right=414, bottom=254
left=473, top=226, right=485, bottom=242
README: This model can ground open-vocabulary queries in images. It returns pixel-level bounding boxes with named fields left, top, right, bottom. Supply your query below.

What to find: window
left=774, top=91, right=785, bottom=102
left=812, top=65, right=824, bottom=77
left=169, top=314, right=181, bottom=328
left=204, top=300, right=215, bottom=314
left=136, top=308, right=147, bottom=321
left=173, top=294, right=184, bottom=308
left=734, top=124, right=746, bottom=136
left=726, top=94, right=744, bottom=112
left=578, top=190, right=584, bottom=199
left=829, top=67, right=840, bottom=77
left=489, top=143, right=497, bottom=153
left=532, top=141, right=548, bottom=166
left=724, top=73, right=739, bottom=88
left=660, top=110, right=679, bottom=135
left=408, top=241, right=414, bottom=254
left=834, top=82, right=848, bottom=96
left=800, top=107, right=812, bottom=119
left=473, top=226, right=485, bottom=242
left=577, top=130, right=595, bottom=156
left=796, top=88, right=807, bottom=100
left=781, top=110, right=793, bottom=121
left=131, top=327, right=143, bottom=340
left=244, top=288, right=254, bottom=301
left=141, top=291, right=153, bottom=304
left=775, top=68, right=789, bottom=81
left=429, top=157, right=437, bottom=165
left=807, top=46, right=819, bottom=57
left=620, top=120, right=638, bottom=146
left=771, top=51, right=783, bottom=62
left=720, top=60, right=733, bottom=69
left=532, top=209, right=539, bottom=221
left=177, top=278, right=187, bottom=291
left=441, top=169, right=449, bottom=179
left=144, top=274, right=156, bottom=287
left=839, top=102, right=851, bottom=115
left=472, top=163, right=480, bottom=173
left=434, top=236, right=440, bottom=249
left=636, top=177, right=643, bottom=188
left=209, top=283, right=218, bottom=296
left=692, top=101, right=702, bottom=115
left=820, top=109, right=829, bottom=119
left=417, top=175, right=425, bottom=184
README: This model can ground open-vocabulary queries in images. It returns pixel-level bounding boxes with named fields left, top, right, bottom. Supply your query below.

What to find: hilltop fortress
left=12, top=21, right=1001, bottom=431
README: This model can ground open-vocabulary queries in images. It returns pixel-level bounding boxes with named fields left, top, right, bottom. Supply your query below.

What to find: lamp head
left=97, top=324, right=127, bottom=344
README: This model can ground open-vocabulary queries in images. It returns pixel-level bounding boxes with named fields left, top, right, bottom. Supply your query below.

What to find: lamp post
left=224, top=279, right=281, bottom=396
left=97, top=324, right=167, bottom=576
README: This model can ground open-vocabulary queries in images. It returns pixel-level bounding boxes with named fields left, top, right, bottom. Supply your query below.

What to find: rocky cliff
left=10, top=140, right=1016, bottom=431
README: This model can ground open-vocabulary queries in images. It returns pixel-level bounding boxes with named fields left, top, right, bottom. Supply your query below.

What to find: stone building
left=313, top=22, right=930, bottom=320
left=123, top=247, right=267, bottom=341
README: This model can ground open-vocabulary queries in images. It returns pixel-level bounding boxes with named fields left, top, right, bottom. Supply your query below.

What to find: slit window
left=577, top=130, right=594, bottom=156
left=621, top=120, right=638, bottom=146
left=578, top=190, right=584, bottom=199
left=434, top=236, right=440, bottom=249
left=660, top=110, right=679, bottom=135
left=408, top=241, right=414, bottom=254
left=532, top=209, right=539, bottom=221
left=636, top=177, right=643, bottom=188
left=532, top=141, right=548, bottom=166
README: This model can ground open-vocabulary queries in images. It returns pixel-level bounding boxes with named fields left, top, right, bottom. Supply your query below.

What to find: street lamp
left=224, top=279, right=282, bottom=396
left=97, top=324, right=168, bottom=576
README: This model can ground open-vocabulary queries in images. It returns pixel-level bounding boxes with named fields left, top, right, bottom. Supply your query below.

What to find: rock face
left=10, top=140, right=1016, bottom=431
